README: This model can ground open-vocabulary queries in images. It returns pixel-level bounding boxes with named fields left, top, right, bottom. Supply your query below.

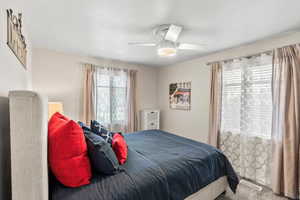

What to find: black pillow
left=90, top=120, right=113, bottom=145
left=83, top=129, right=121, bottom=175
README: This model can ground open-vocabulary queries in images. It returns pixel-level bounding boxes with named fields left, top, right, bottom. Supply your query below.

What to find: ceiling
left=23, top=0, right=300, bottom=67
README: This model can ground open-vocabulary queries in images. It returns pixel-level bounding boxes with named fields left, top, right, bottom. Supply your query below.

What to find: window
left=95, top=68, right=128, bottom=132
left=220, top=54, right=273, bottom=186
left=221, top=54, right=273, bottom=138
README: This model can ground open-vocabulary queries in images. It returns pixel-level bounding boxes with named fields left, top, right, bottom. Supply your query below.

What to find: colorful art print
left=169, top=82, right=191, bottom=110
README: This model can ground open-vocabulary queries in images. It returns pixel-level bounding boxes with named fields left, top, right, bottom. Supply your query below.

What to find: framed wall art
left=169, top=82, right=191, bottom=110
left=6, top=9, right=27, bottom=69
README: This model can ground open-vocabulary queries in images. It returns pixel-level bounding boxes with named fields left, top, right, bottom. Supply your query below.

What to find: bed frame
left=8, top=90, right=228, bottom=200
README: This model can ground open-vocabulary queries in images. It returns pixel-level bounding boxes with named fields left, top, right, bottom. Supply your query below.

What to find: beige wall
left=0, top=4, right=32, bottom=97
left=157, top=31, right=300, bottom=143
left=31, top=32, right=300, bottom=144
left=32, top=49, right=158, bottom=123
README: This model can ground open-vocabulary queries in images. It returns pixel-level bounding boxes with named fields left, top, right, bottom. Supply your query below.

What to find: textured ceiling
left=23, top=0, right=300, bottom=66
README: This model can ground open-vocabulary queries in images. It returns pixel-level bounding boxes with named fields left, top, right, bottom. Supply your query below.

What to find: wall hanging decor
left=169, top=82, right=191, bottom=110
left=6, top=9, right=27, bottom=69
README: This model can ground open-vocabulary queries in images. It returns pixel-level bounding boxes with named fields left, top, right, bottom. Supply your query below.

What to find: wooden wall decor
left=6, top=9, right=27, bottom=69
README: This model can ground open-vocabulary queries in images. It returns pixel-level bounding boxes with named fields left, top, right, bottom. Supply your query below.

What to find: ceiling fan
left=128, top=24, right=205, bottom=57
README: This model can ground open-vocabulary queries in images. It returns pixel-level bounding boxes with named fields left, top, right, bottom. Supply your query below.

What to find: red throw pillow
left=48, top=112, right=92, bottom=187
left=48, top=112, right=70, bottom=134
left=112, top=133, right=128, bottom=165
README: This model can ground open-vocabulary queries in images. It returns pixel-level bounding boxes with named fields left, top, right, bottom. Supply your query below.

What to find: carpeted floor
left=216, top=186, right=288, bottom=200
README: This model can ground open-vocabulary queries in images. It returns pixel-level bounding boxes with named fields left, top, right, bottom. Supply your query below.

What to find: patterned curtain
left=95, top=67, right=129, bottom=133
left=220, top=54, right=273, bottom=186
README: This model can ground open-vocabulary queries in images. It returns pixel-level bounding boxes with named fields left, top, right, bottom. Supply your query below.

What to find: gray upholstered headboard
left=9, top=91, right=48, bottom=200
left=0, top=96, right=11, bottom=200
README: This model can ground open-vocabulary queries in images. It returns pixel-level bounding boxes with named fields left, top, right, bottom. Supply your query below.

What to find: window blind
left=221, top=55, right=273, bottom=138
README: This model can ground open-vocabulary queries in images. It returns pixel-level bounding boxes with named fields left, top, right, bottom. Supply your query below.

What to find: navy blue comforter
left=51, top=130, right=238, bottom=200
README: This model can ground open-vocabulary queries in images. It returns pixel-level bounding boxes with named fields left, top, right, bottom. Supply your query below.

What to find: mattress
left=50, top=130, right=238, bottom=200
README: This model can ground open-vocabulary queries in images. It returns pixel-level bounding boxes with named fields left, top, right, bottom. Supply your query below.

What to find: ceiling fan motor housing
left=153, top=24, right=182, bottom=42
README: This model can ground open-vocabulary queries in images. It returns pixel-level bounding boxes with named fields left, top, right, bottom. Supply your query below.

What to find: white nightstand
left=140, top=110, right=160, bottom=130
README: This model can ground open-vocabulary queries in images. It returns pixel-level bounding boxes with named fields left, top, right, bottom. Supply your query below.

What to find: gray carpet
left=216, top=186, right=288, bottom=200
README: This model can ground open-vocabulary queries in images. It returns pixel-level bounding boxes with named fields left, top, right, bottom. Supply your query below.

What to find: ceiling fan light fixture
left=157, top=47, right=177, bottom=57
left=157, top=40, right=177, bottom=57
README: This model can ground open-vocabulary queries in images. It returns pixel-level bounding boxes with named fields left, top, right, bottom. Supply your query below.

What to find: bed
left=8, top=91, right=238, bottom=200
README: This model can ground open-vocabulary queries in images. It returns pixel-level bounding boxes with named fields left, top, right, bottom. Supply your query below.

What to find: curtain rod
left=206, top=50, right=273, bottom=66
left=81, top=62, right=138, bottom=72
left=207, top=42, right=300, bottom=66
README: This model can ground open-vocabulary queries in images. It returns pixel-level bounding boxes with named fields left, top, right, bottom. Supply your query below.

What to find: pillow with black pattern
left=90, top=120, right=113, bottom=145
left=77, top=121, right=90, bottom=132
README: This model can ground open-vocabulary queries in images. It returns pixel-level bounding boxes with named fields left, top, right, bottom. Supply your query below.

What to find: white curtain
left=220, top=54, right=273, bottom=186
left=94, top=67, right=130, bottom=133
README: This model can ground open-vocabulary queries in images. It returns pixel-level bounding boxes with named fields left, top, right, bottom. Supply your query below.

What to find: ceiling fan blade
left=128, top=42, right=156, bottom=47
left=178, top=43, right=205, bottom=50
left=164, top=24, right=183, bottom=42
